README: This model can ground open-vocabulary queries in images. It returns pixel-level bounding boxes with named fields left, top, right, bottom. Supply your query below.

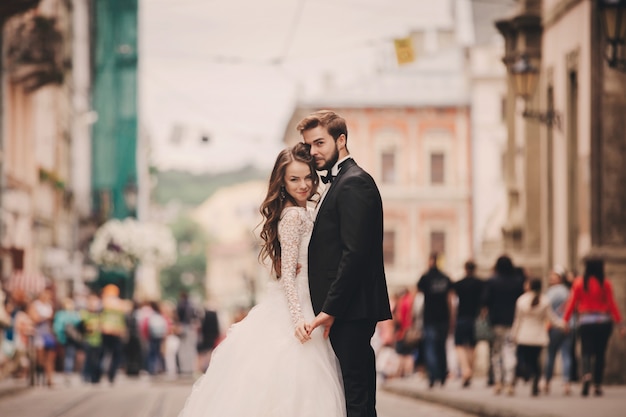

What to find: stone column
left=589, top=6, right=626, bottom=382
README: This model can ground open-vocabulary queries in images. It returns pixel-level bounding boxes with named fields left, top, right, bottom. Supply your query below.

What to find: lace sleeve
left=278, top=208, right=305, bottom=327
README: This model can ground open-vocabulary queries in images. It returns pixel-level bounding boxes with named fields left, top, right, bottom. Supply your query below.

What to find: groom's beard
left=318, top=146, right=339, bottom=173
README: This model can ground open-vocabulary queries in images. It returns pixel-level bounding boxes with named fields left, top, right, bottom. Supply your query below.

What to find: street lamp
left=511, top=55, right=540, bottom=100
left=599, top=0, right=626, bottom=72
left=510, top=55, right=562, bottom=130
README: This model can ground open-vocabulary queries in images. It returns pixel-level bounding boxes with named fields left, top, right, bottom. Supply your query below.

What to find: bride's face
left=283, top=160, right=313, bottom=207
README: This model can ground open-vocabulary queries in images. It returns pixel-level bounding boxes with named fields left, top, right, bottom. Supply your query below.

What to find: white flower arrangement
left=89, top=218, right=177, bottom=270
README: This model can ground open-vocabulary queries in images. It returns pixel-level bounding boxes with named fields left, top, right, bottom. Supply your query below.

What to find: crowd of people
left=0, top=253, right=624, bottom=400
left=378, top=253, right=624, bottom=398
left=0, top=285, right=222, bottom=387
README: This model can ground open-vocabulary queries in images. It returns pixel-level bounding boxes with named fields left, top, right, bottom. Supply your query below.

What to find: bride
left=177, top=143, right=346, bottom=417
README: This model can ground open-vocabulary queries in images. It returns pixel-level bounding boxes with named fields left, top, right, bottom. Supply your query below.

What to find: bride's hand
left=295, top=321, right=311, bottom=344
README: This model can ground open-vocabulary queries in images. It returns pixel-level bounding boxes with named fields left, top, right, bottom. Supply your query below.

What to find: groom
left=297, top=110, right=392, bottom=417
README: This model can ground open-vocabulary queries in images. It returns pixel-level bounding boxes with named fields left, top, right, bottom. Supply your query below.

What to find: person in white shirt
left=511, top=278, right=565, bottom=396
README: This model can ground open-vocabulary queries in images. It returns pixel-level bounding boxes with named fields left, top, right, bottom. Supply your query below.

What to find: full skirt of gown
left=177, top=279, right=346, bottom=417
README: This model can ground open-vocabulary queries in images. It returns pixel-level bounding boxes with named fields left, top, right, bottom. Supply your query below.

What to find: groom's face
left=302, top=125, right=339, bottom=172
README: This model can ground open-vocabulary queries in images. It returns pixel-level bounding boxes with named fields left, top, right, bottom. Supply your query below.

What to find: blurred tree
left=154, top=165, right=267, bottom=206
left=160, top=215, right=208, bottom=301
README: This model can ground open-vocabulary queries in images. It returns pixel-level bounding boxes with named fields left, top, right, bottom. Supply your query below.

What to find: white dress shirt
left=313, top=156, right=352, bottom=219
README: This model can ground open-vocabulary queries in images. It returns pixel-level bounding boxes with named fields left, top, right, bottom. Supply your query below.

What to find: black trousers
left=515, top=344, right=542, bottom=385
left=579, top=322, right=613, bottom=385
left=329, top=319, right=377, bottom=417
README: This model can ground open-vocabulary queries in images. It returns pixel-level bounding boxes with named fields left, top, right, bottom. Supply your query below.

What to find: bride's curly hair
left=259, top=143, right=319, bottom=276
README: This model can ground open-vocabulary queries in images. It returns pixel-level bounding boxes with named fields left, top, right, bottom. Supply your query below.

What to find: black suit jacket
left=308, top=158, right=392, bottom=321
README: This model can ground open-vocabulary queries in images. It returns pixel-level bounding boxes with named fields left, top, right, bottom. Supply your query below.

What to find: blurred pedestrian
left=100, top=284, right=130, bottom=384
left=411, top=290, right=425, bottom=373
left=136, top=300, right=153, bottom=371
left=80, top=293, right=102, bottom=384
left=374, top=294, right=400, bottom=382
left=124, top=301, right=143, bottom=377
left=1, top=290, right=33, bottom=379
left=543, top=266, right=574, bottom=395
left=563, top=258, right=625, bottom=396
left=1, top=289, right=14, bottom=376
left=196, top=302, right=220, bottom=373
left=28, top=286, right=57, bottom=387
left=453, top=260, right=484, bottom=387
left=417, top=252, right=454, bottom=388
left=53, top=298, right=83, bottom=385
left=0, top=289, right=10, bottom=328
left=146, top=301, right=167, bottom=376
left=393, top=287, right=419, bottom=377
left=161, top=300, right=181, bottom=380
left=562, top=269, right=579, bottom=383
left=482, top=255, right=525, bottom=395
left=176, top=291, right=198, bottom=377
left=511, top=278, right=564, bottom=396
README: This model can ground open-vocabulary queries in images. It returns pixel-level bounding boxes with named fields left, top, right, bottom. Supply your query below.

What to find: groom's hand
left=309, top=312, right=335, bottom=339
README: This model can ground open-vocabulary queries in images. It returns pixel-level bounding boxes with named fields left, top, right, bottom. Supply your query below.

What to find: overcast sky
left=140, top=0, right=468, bottom=173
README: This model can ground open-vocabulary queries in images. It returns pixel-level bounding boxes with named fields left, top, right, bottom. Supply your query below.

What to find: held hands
left=308, top=312, right=335, bottom=339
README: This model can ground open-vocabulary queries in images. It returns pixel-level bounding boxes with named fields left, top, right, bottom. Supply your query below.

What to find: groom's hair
left=296, top=110, right=348, bottom=143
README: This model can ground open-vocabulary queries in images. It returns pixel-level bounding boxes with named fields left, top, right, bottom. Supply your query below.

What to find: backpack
left=148, top=313, right=168, bottom=339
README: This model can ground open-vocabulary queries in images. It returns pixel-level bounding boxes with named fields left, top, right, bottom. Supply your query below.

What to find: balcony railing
left=5, top=14, right=65, bottom=92
left=0, top=0, right=41, bottom=20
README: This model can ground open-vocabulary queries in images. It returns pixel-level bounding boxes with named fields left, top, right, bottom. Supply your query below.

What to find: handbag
left=474, top=316, right=494, bottom=342
left=402, top=326, right=421, bottom=349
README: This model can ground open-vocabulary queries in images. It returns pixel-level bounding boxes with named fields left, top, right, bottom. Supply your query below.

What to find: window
left=437, top=29, right=456, bottom=50
left=381, top=152, right=396, bottom=183
left=430, top=230, right=446, bottom=256
left=411, top=31, right=425, bottom=59
left=10, top=248, right=24, bottom=271
left=430, top=153, right=445, bottom=184
left=383, top=230, right=396, bottom=265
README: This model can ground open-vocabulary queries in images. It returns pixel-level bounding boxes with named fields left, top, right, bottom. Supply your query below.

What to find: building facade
left=496, top=0, right=626, bottom=382
left=1, top=0, right=78, bottom=297
left=283, top=62, right=474, bottom=289
left=468, top=1, right=514, bottom=270
left=192, top=181, right=269, bottom=314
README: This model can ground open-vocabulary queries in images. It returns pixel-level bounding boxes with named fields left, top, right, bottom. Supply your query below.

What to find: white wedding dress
left=178, top=206, right=346, bottom=417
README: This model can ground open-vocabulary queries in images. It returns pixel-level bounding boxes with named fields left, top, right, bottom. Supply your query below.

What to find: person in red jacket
left=563, top=258, right=625, bottom=397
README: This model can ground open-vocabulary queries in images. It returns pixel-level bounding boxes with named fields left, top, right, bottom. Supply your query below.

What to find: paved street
left=5, top=371, right=626, bottom=417
left=0, top=373, right=474, bottom=417
left=383, top=374, right=626, bottom=417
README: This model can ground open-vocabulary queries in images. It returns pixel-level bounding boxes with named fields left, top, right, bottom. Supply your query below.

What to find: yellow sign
left=394, top=37, right=415, bottom=65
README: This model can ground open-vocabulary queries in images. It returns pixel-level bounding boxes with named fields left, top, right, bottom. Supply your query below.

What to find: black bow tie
left=321, top=159, right=349, bottom=184
left=321, top=172, right=335, bottom=184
